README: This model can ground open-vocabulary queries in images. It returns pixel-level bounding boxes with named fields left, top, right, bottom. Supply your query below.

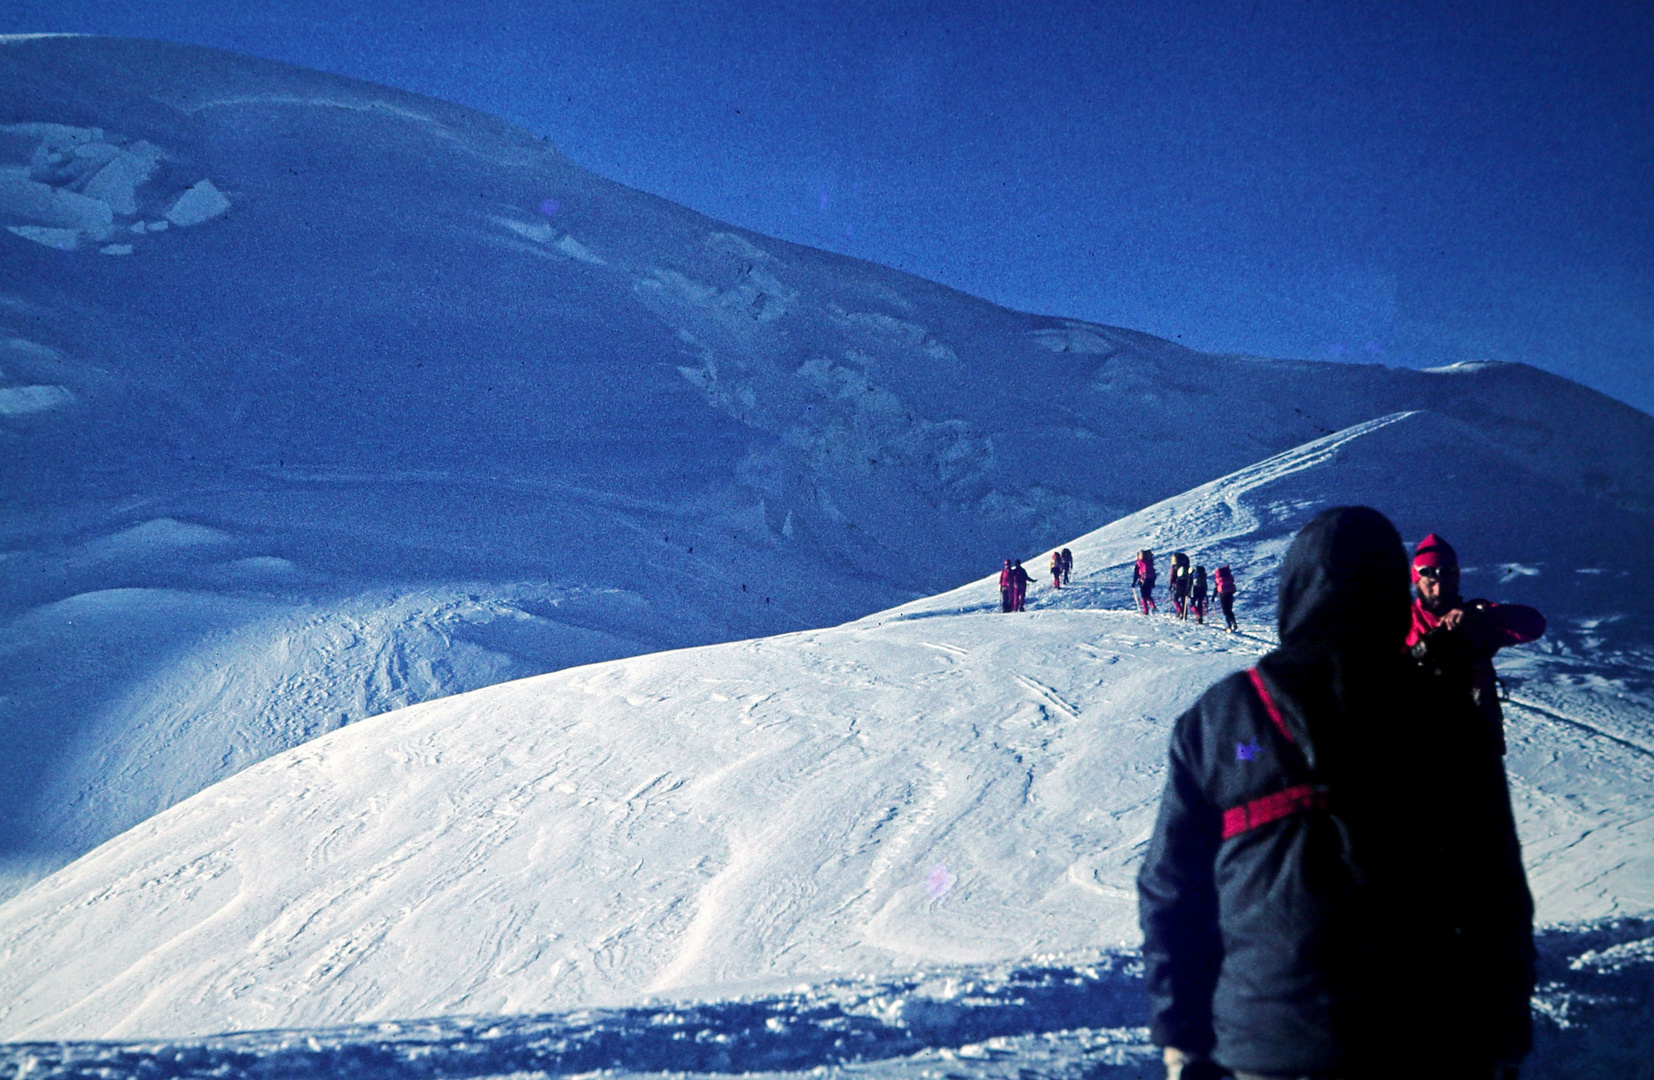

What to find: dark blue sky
left=5, top=0, right=1651, bottom=413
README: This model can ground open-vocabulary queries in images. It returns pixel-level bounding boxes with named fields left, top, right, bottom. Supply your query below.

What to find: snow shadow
left=0, top=960, right=1152, bottom=1079
left=1530, top=918, right=1654, bottom=1077
left=4, top=924, right=1650, bottom=1079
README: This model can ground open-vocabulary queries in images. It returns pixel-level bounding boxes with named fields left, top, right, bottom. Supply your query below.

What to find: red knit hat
left=1411, top=533, right=1458, bottom=582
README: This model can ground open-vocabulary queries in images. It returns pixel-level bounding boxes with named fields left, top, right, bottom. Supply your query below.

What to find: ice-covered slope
left=2, top=412, right=1647, bottom=1041
left=4, top=33, right=1653, bottom=898
left=899, top=408, right=1654, bottom=642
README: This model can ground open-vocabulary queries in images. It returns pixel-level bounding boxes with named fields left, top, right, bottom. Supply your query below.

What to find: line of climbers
left=997, top=546, right=1240, bottom=629
left=998, top=548, right=1071, bottom=612
left=1133, top=550, right=1237, bottom=631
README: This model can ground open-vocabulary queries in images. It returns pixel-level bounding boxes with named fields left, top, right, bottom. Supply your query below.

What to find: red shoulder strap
left=1247, top=667, right=1295, bottom=744
left=1222, top=667, right=1327, bottom=840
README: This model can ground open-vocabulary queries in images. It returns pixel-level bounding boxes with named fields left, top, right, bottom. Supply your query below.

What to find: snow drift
left=3, top=35, right=1652, bottom=902
left=1, top=410, right=1648, bottom=1042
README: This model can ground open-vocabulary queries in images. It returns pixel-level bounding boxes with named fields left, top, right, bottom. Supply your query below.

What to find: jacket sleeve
left=1138, top=707, right=1224, bottom=1054
left=1488, top=602, right=1548, bottom=645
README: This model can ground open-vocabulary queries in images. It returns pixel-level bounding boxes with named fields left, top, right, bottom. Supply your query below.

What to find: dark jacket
left=1408, top=596, right=1546, bottom=752
left=1137, top=507, right=1534, bottom=1074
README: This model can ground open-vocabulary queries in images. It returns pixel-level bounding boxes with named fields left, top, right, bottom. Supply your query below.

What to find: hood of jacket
left=1262, top=506, right=1413, bottom=771
left=1277, top=506, right=1411, bottom=658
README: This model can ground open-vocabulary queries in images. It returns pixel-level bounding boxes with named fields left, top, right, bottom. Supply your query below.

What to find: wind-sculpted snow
left=1, top=410, right=1651, bottom=1042
left=1, top=472, right=1651, bottom=1045
left=0, top=962, right=1159, bottom=1080
left=2, top=34, right=1653, bottom=899
left=0, top=608, right=1220, bottom=1039
left=1, top=926, right=1650, bottom=1080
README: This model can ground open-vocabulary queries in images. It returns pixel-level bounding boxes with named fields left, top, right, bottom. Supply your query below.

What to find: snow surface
left=1, top=934, right=1649, bottom=1080
left=1, top=33, right=1652, bottom=1075
left=4, top=34, right=1653, bottom=906
left=1, top=410, right=1648, bottom=1048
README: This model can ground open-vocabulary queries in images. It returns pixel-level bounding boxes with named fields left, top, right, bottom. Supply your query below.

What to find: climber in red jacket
left=1406, top=533, right=1546, bottom=754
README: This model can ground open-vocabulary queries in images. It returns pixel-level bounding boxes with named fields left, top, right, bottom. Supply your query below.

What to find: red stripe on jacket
left=1223, top=668, right=1325, bottom=840
left=1222, top=783, right=1330, bottom=839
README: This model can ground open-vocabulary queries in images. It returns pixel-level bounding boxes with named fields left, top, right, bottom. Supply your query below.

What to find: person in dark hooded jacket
left=1190, top=565, right=1209, bottom=625
left=1138, top=507, right=1534, bottom=1080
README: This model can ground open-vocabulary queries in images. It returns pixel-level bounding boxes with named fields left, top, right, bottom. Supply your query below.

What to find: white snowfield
left=4, top=34, right=1654, bottom=906
left=1, top=410, right=1649, bottom=1041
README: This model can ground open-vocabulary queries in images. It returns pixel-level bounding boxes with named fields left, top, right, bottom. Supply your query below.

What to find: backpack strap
left=1222, top=783, right=1330, bottom=839
left=1246, top=667, right=1295, bottom=744
left=1222, top=668, right=1325, bottom=840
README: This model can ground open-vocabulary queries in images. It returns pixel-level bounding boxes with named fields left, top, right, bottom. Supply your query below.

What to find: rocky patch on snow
left=0, top=123, right=227, bottom=254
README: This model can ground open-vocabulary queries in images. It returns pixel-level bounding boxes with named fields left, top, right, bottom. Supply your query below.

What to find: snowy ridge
left=1, top=411, right=1648, bottom=1045
left=891, top=408, right=1654, bottom=637
left=3, top=35, right=1653, bottom=901
left=0, top=35, right=1651, bottom=1069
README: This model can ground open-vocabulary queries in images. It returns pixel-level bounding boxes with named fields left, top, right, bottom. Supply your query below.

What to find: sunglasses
left=1415, top=565, right=1447, bottom=580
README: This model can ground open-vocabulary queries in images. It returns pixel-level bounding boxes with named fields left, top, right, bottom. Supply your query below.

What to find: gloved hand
left=1163, top=1046, right=1230, bottom=1080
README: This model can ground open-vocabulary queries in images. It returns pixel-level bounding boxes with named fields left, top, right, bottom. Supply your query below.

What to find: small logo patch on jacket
left=1236, top=738, right=1263, bottom=761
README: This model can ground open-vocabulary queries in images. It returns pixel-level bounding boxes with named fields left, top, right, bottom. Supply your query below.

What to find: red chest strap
left=1222, top=783, right=1329, bottom=839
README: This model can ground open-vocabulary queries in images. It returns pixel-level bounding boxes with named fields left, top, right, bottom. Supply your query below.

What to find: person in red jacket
left=999, top=559, right=1014, bottom=613
left=1406, top=533, right=1546, bottom=754
left=1133, top=550, right=1158, bottom=615
left=1009, top=559, right=1034, bottom=611
left=1212, top=565, right=1237, bottom=632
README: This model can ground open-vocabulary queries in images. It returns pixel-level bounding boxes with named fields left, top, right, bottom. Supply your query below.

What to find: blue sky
left=4, top=0, right=1651, bottom=413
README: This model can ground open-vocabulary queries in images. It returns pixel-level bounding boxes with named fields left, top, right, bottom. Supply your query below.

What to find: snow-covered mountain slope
left=2, top=412, right=1647, bottom=1042
left=899, top=408, right=1654, bottom=643
left=3, top=34, right=1652, bottom=898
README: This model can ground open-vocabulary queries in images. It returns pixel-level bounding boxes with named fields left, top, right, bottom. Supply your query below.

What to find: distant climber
left=1133, top=550, right=1158, bottom=615
left=1168, top=552, right=1192, bottom=620
left=1050, top=551, right=1064, bottom=590
left=1189, top=565, right=1208, bottom=625
left=999, top=559, right=1014, bottom=613
left=1406, top=533, right=1546, bottom=754
left=1009, top=559, right=1034, bottom=612
left=1060, top=548, right=1073, bottom=585
left=1213, top=565, right=1237, bottom=632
